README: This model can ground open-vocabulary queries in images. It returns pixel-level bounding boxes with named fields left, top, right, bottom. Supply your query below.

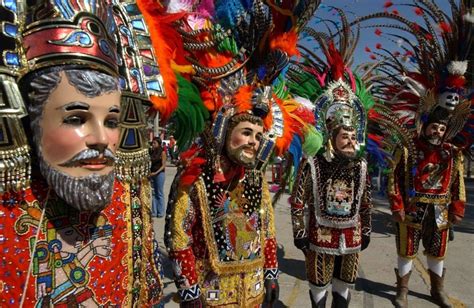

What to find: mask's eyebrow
left=59, top=101, right=90, bottom=111
left=109, top=105, right=120, bottom=113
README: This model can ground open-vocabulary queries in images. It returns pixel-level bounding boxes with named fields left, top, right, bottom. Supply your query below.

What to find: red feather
left=375, top=28, right=382, bottom=36
left=376, top=43, right=382, bottom=49
left=392, top=9, right=400, bottom=16
left=324, top=41, right=345, bottom=81
left=414, top=7, right=423, bottom=16
left=439, top=22, right=452, bottom=33
left=444, top=75, right=466, bottom=88
left=383, top=1, right=393, bottom=8
left=365, top=46, right=371, bottom=52
left=370, top=54, right=377, bottom=60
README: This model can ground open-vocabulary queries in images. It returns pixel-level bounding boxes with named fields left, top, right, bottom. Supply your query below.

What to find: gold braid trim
left=261, top=179, right=275, bottom=239
left=386, top=147, right=404, bottom=197
left=455, top=151, right=466, bottom=202
left=170, top=187, right=193, bottom=250
left=139, top=178, right=163, bottom=305
left=410, top=196, right=450, bottom=204
left=121, top=182, right=133, bottom=307
left=195, top=178, right=265, bottom=275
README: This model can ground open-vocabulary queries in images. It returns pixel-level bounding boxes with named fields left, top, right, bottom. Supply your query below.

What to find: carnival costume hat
left=139, top=0, right=322, bottom=184
left=0, top=0, right=167, bottom=194
left=352, top=0, right=473, bottom=160
left=286, top=6, right=375, bottom=161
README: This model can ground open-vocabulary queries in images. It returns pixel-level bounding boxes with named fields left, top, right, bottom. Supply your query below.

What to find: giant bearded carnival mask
left=1, top=0, right=166, bottom=211
left=27, top=69, right=120, bottom=212
left=0, top=0, right=141, bottom=212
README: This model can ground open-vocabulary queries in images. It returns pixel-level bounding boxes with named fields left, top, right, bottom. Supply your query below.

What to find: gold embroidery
left=195, top=178, right=265, bottom=275
left=170, top=187, right=194, bottom=250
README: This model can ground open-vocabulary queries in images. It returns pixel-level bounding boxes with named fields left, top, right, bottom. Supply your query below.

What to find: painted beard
left=38, top=153, right=115, bottom=212
left=335, top=143, right=358, bottom=159
left=226, top=145, right=257, bottom=168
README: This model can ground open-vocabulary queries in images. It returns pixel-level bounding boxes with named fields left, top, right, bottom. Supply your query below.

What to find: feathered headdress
left=139, top=0, right=321, bottom=184
left=353, top=0, right=473, bottom=152
left=287, top=6, right=375, bottom=161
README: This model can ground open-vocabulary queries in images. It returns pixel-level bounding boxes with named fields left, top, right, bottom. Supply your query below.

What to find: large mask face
left=36, top=71, right=121, bottom=211
left=437, top=91, right=460, bottom=111
left=333, top=127, right=358, bottom=159
left=40, top=73, right=120, bottom=177
left=225, top=120, right=264, bottom=168
left=424, top=122, right=446, bottom=145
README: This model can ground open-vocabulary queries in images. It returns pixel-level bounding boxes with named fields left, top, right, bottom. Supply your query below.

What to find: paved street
left=153, top=166, right=474, bottom=307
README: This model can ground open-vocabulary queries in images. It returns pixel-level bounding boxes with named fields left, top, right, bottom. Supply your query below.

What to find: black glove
left=294, top=237, right=309, bottom=251
left=264, top=279, right=279, bottom=306
left=180, top=298, right=203, bottom=308
left=361, top=234, right=370, bottom=251
left=448, top=227, right=454, bottom=241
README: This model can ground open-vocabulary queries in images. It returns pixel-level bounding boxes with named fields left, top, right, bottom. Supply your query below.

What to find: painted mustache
left=58, top=149, right=116, bottom=168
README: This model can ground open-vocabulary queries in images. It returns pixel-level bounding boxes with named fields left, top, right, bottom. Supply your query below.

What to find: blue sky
left=301, top=0, right=456, bottom=67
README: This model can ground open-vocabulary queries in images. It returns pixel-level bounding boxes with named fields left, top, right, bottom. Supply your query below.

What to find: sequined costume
left=286, top=8, right=375, bottom=307
left=388, top=139, right=465, bottom=260
left=167, top=164, right=278, bottom=307
left=355, top=1, right=472, bottom=307
left=0, top=0, right=166, bottom=306
left=291, top=154, right=372, bottom=286
left=0, top=180, right=162, bottom=306
left=138, top=1, right=322, bottom=306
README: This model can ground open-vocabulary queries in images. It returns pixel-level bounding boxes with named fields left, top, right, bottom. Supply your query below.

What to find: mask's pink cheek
left=41, top=127, right=85, bottom=165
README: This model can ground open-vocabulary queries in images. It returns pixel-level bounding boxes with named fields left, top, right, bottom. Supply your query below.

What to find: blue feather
left=257, top=66, right=267, bottom=80
left=215, top=0, right=245, bottom=28
left=288, top=135, right=303, bottom=172
left=366, top=138, right=389, bottom=168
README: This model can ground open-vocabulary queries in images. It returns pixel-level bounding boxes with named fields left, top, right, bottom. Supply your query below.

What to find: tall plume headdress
left=139, top=0, right=322, bottom=182
left=286, top=5, right=375, bottom=160
left=352, top=0, right=473, bottom=157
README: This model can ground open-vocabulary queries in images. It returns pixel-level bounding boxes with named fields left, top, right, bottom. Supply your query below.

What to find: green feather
left=302, top=125, right=323, bottom=156
left=287, top=71, right=323, bottom=102
left=171, top=74, right=210, bottom=151
left=354, top=74, right=375, bottom=110
left=273, top=77, right=290, bottom=100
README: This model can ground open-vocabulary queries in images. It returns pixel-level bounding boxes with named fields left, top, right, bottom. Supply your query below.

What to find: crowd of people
left=0, top=0, right=471, bottom=307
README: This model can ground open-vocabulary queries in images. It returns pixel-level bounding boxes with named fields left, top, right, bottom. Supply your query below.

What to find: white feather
left=463, top=13, right=474, bottom=24
left=401, top=76, right=426, bottom=97
left=447, top=61, right=468, bottom=76
left=293, top=96, right=315, bottom=111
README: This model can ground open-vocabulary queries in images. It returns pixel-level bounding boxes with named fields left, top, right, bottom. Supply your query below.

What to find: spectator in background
left=150, top=137, right=167, bottom=217
left=169, top=135, right=178, bottom=163
left=162, top=141, right=169, bottom=160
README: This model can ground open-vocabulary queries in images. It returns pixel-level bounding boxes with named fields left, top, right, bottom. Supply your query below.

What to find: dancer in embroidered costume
left=0, top=0, right=166, bottom=306
left=353, top=1, right=473, bottom=307
left=138, top=0, right=322, bottom=306
left=287, top=8, right=375, bottom=307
